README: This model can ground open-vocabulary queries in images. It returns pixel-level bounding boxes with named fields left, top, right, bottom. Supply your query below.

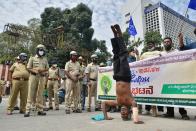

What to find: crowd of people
left=1, top=25, right=195, bottom=123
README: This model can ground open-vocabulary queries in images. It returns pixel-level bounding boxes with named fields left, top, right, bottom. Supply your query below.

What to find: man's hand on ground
left=105, top=116, right=114, bottom=120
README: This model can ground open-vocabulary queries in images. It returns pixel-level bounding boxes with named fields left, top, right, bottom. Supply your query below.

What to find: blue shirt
left=127, top=56, right=136, bottom=63
left=180, top=42, right=196, bottom=51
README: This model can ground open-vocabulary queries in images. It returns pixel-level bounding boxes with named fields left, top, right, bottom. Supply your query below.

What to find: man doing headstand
left=102, top=24, right=143, bottom=124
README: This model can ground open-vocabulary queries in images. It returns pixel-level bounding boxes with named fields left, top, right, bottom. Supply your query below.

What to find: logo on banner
left=100, top=75, right=112, bottom=95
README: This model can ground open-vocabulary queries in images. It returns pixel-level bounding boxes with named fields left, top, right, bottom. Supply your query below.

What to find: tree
left=40, top=3, right=110, bottom=67
left=142, top=30, right=162, bottom=53
left=27, top=18, right=43, bottom=55
left=122, top=28, right=130, bottom=46
left=96, top=40, right=111, bottom=64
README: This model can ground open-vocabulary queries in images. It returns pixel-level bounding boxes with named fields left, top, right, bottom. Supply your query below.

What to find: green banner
left=135, top=97, right=196, bottom=106
left=162, top=84, right=196, bottom=94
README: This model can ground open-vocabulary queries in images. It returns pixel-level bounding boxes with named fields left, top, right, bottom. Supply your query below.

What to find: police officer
left=85, top=54, right=99, bottom=112
left=24, top=44, right=49, bottom=117
left=78, top=56, right=87, bottom=110
left=7, top=53, right=29, bottom=115
left=64, top=51, right=81, bottom=114
left=47, top=61, right=60, bottom=110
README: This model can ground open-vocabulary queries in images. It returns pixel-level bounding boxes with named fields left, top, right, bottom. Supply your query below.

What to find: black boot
left=37, top=111, right=46, bottom=116
left=24, top=112, right=30, bottom=117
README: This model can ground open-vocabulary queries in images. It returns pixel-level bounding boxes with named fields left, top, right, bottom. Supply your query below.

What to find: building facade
left=122, top=0, right=196, bottom=47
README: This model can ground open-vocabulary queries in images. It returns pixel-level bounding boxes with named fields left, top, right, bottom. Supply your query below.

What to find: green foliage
left=142, top=30, right=162, bottom=53
left=0, top=3, right=111, bottom=66
left=122, top=28, right=130, bottom=46
left=40, top=3, right=110, bottom=65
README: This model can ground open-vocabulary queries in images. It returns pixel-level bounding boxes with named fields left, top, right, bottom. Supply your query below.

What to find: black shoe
left=37, top=111, right=46, bottom=116
left=182, top=115, right=190, bottom=120
left=55, top=107, right=59, bottom=110
left=65, top=109, right=70, bottom=114
left=49, top=107, right=53, bottom=110
left=24, top=112, right=30, bottom=117
left=162, top=113, right=174, bottom=118
left=14, top=106, right=20, bottom=110
left=75, top=109, right=82, bottom=113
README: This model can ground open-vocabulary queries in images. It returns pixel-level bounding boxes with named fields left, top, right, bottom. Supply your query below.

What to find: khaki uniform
left=65, top=60, right=80, bottom=111
left=85, top=62, right=98, bottom=109
left=0, top=80, right=4, bottom=96
left=7, top=62, right=29, bottom=112
left=26, top=55, right=49, bottom=112
left=47, top=67, right=60, bottom=109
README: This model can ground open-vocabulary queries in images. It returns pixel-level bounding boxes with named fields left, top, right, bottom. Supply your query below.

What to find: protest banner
left=97, top=49, right=196, bottom=108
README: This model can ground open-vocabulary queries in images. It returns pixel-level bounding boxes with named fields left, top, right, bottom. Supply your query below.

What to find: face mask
left=38, top=51, right=44, bottom=56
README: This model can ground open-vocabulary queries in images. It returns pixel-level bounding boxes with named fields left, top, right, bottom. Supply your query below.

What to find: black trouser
left=111, top=37, right=131, bottom=82
left=166, top=107, right=187, bottom=116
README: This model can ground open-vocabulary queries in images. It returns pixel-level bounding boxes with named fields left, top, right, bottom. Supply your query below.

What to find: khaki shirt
left=85, top=62, right=98, bottom=80
left=10, top=62, right=29, bottom=79
left=65, top=60, right=80, bottom=77
left=27, top=55, right=49, bottom=70
left=140, top=51, right=161, bottom=60
left=48, top=67, right=59, bottom=79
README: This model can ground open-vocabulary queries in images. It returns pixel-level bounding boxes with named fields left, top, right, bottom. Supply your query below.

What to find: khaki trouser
left=26, top=75, right=46, bottom=112
left=7, top=80, right=28, bottom=112
left=65, top=79, right=80, bottom=110
left=47, top=80, right=59, bottom=108
left=0, top=85, right=3, bottom=96
left=77, top=81, right=82, bottom=109
left=87, top=80, right=97, bottom=109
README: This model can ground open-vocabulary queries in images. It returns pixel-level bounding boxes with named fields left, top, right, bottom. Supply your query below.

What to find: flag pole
left=179, top=6, right=189, bottom=33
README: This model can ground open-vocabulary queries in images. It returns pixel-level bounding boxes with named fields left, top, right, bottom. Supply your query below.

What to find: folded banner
left=97, top=49, right=196, bottom=108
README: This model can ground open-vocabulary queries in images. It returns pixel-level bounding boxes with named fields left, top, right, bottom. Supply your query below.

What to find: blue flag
left=128, top=17, right=137, bottom=36
left=188, top=0, right=196, bottom=10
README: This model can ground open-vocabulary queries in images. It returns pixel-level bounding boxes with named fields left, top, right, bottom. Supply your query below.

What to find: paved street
left=0, top=97, right=196, bottom=131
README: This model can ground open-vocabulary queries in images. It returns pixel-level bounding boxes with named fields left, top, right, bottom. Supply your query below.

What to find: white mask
left=38, top=51, right=44, bottom=56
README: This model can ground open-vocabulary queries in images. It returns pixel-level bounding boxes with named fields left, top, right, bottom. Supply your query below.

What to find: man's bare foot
left=114, top=24, right=122, bottom=37
left=134, top=121, right=144, bottom=124
left=111, top=25, right=117, bottom=38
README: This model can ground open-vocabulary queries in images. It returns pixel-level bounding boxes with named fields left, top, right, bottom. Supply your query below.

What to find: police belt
left=12, top=77, right=29, bottom=81
left=31, top=72, right=45, bottom=77
left=48, top=78, right=58, bottom=81
left=89, top=78, right=97, bottom=81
